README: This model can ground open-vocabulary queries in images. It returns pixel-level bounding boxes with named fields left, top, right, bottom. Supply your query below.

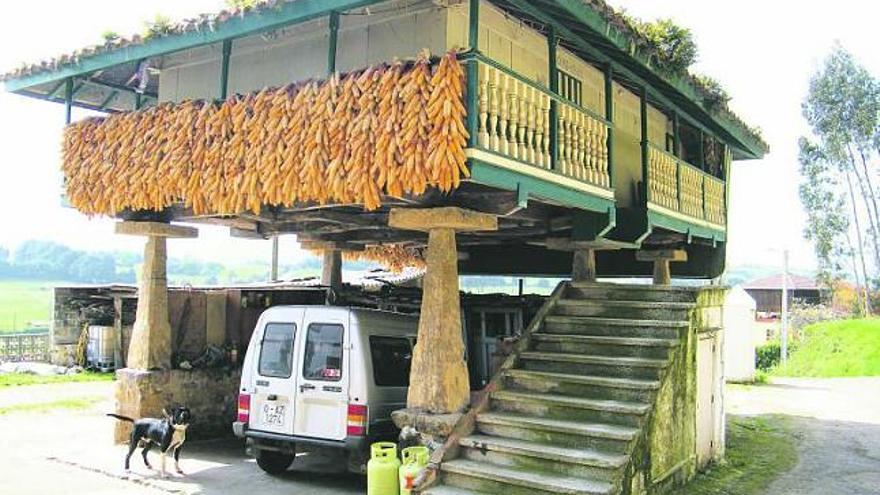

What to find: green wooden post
left=468, top=0, right=479, bottom=53
left=465, top=0, right=480, bottom=147
left=548, top=26, right=559, bottom=171
left=672, top=111, right=680, bottom=157
left=640, top=86, right=649, bottom=206
left=673, top=112, right=681, bottom=210
left=135, top=92, right=143, bottom=110
left=604, top=63, right=614, bottom=186
left=328, top=11, right=340, bottom=74
left=64, top=77, right=73, bottom=124
left=220, top=39, right=233, bottom=99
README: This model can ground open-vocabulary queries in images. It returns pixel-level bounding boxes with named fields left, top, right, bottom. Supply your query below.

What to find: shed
left=722, top=286, right=757, bottom=382
left=744, top=273, right=823, bottom=314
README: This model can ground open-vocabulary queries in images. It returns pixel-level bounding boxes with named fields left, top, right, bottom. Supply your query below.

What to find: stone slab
left=116, top=221, right=199, bottom=238
left=388, top=207, right=497, bottom=232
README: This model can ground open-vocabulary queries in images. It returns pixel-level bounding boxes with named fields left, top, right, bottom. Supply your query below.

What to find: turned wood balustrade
left=647, top=145, right=726, bottom=225
left=473, top=59, right=611, bottom=189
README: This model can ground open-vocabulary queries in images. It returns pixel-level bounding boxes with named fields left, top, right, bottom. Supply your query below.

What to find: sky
left=0, top=0, right=878, bottom=272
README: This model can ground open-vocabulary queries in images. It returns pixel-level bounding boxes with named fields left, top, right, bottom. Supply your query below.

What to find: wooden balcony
left=461, top=54, right=614, bottom=215
left=647, top=144, right=726, bottom=230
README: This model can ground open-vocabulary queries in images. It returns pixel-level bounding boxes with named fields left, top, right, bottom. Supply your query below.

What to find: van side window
left=303, top=323, right=344, bottom=381
left=369, top=336, right=412, bottom=387
left=258, top=323, right=296, bottom=378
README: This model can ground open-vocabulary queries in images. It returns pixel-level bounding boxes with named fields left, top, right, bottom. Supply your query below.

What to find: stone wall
left=625, top=286, right=727, bottom=495
left=114, top=367, right=242, bottom=443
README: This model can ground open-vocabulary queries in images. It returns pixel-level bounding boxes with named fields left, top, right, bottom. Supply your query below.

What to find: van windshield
left=370, top=336, right=413, bottom=387
left=258, top=322, right=296, bottom=378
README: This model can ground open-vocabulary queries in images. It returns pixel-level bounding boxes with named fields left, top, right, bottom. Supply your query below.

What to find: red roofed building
left=743, top=274, right=825, bottom=314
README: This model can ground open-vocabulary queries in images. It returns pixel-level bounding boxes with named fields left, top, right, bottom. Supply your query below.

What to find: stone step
left=530, top=333, right=677, bottom=359
left=490, top=390, right=650, bottom=426
left=502, top=368, right=660, bottom=403
left=544, top=315, right=687, bottom=339
left=441, top=459, right=615, bottom=495
left=476, top=410, right=638, bottom=451
left=552, top=299, right=693, bottom=320
left=517, top=351, right=668, bottom=380
left=422, top=485, right=489, bottom=495
left=459, top=434, right=628, bottom=480
left=566, top=282, right=698, bottom=303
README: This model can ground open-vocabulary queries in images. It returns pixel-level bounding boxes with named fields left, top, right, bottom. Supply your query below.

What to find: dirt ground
left=2, top=378, right=879, bottom=494
left=726, top=377, right=880, bottom=495
left=0, top=381, right=364, bottom=495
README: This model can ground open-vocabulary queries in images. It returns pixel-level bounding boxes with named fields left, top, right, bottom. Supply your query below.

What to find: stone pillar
left=113, top=221, right=197, bottom=442
left=636, top=249, right=688, bottom=285
left=389, top=207, right=497, bottom=414
left=322, top=249, right=343, bottom=290
left=572, top=248, right=597, bottom=282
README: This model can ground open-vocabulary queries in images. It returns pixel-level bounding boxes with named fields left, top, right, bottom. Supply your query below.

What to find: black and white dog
left=108, top=406, right=193, bottom=477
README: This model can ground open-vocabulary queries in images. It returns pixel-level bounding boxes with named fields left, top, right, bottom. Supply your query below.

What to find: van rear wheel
left=256, top=449, right=295, bottom=475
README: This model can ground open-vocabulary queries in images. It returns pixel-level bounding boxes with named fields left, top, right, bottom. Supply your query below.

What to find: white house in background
left=723, top=286, right=758, bottom=382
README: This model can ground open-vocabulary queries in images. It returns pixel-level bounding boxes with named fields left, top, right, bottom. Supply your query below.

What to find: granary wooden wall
left=157, top=0, right=673, bottom=210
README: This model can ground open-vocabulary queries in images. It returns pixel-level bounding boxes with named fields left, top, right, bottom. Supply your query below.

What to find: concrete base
left=113, top=367, right=242, bottom=443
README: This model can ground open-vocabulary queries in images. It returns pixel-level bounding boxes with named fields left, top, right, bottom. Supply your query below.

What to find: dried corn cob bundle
left=60, top=50, right=469, bottom=217
left=426, top=51, right=470, bottom=191
left=342, top=245, right=426, bottom=272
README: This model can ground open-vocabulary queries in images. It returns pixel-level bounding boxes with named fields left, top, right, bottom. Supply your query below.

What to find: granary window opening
left=557, top=70, right=584, bottom=106
left=678, top=123, right=726, bottom=180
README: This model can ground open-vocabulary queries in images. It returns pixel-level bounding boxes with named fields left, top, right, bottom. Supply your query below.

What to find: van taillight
left=347, top=404, right=367, bottom=436
left=238, top=393, right=251, bottom=422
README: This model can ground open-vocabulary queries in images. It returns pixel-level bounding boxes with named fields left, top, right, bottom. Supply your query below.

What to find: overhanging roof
left=0, top=0, right=766, bottom=158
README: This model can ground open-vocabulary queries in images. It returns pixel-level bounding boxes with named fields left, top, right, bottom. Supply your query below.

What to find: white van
left=232, top=305, right=417, bottom=474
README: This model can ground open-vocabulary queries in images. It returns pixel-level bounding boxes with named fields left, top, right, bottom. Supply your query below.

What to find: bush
left=756, top=342, right=781, bottom=371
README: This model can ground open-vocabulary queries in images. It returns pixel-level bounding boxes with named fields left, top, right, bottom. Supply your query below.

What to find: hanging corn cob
left=61, top=50, right=469, bottom=217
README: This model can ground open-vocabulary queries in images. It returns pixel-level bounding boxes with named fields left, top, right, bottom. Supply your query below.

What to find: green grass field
left=0, top=371, right=114, bottom=388
left=773, top=318, right=880, bottom=377
left=0, top=280, right=60, bottom=332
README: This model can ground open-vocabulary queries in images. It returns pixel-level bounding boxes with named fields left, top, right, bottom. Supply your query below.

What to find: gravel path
left=727, top=377, right=880, bottom=495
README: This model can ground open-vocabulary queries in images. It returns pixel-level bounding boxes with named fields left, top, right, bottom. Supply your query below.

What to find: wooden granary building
left=2, top=1, right=765, bottom=494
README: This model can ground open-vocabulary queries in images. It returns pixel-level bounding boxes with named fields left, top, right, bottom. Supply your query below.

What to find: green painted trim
left=98, top=90, right=119, bottom=109
left=549, top=0, right=766, bottom=159
left=502, top=0, right=764, bottom=160
left=220, top=39, right=232, bottom=99
left=46, top=80, right=66, bottom=99
left=604, top=64, right=614, bottom=186
left=648, top=210, right=726, bottom=242
left=672, top=111, right=681, bottom=157
left=548, top=26, right=559, bottom=172
left=469, top=159, right=615, bottom=214
left=457, top=52, right=610, bottom=125
left=465, top=60, right=479, bottom=148
left=64, top=78, right=73, bottom=124
left=2, top=0, right=384, bottom=93
left=135, top=92, right=143, bottom=110
left=640, top=86, right=649, bottom=206
left=468, top=0, right=480, bottom=52
left=328, top=11, right=340, bottom=74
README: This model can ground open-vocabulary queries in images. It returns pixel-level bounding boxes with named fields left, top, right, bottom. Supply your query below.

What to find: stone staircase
left=425, top=282, right=697, bottom=495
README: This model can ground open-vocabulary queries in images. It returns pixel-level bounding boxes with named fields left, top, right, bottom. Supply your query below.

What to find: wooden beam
left=636, top=249, right=688, bottom=262
left=546, top=237, right=636, bottom=251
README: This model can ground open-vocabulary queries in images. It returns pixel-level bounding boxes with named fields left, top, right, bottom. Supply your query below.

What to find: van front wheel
left=256, top=449, right=295, bottom=475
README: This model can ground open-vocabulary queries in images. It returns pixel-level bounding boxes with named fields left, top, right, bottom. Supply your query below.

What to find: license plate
left=261, top=403, right=286, bottom=426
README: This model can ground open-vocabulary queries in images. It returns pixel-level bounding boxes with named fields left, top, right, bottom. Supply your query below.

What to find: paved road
left=0, top=381, right=364, bottom=495
left=727, top=377, right=880, bottom=495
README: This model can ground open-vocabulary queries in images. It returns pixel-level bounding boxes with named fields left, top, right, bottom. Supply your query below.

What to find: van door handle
left=300, top=384, right=316, bottom=392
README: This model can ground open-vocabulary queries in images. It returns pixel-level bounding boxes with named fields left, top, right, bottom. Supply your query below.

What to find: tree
left=800, top=45, right=880, bottom=313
